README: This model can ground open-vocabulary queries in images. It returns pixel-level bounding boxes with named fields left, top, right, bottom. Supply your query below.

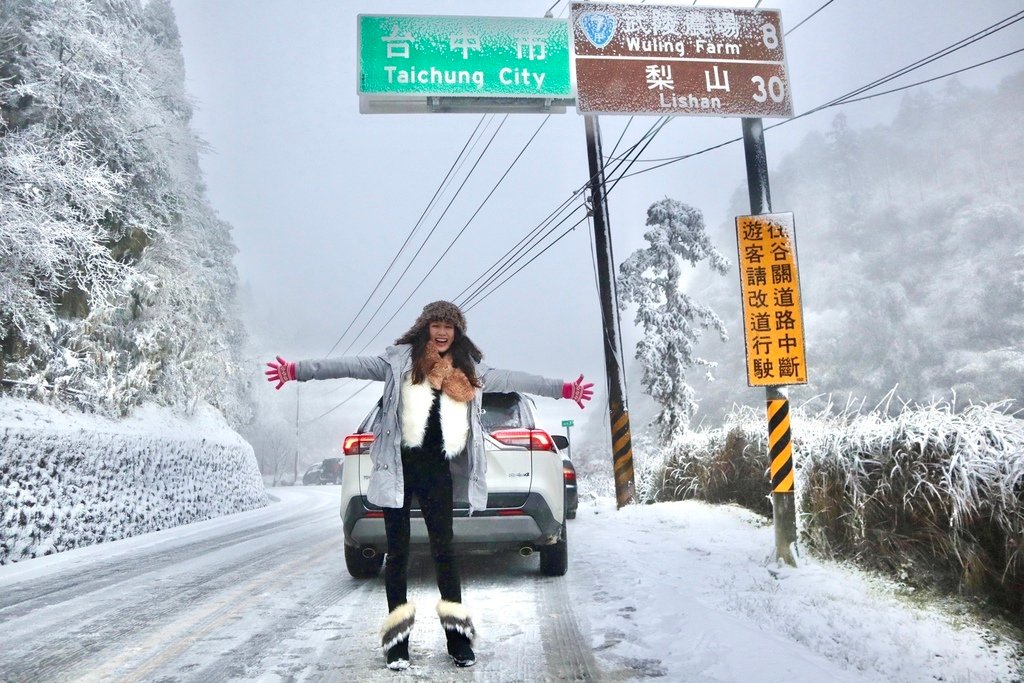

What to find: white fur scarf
left=400, top=376, right=469, bottom=458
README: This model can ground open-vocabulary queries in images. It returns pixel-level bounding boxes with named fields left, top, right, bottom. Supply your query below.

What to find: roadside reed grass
left=658, top=397, right=1024, bottom=621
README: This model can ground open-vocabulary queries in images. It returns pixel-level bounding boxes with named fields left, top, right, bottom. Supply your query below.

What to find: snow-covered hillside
left=0, top=397, right=266, bottom=564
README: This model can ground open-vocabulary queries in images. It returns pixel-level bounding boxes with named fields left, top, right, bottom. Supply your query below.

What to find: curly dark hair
left=407, top=325, right=483, bottom=387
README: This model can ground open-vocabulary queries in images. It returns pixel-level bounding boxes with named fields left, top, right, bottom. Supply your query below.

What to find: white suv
left=339, top=392, right=568, bottom=578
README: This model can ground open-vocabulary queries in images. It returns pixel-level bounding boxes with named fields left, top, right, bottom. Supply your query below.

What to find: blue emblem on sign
left=579, top=12, right=616, bottom=49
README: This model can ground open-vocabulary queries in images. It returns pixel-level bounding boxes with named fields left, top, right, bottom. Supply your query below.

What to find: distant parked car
left=302, top=463, right=323, bottom=485
left=339, top=392, right=570, bottom=578
left=320, top=457, right=343, bottom=485
left=302, top=459, right=343, bottom=485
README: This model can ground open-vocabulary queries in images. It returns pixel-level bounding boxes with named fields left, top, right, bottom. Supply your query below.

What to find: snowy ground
left=568, top=497, right=1022, bottom=683
left=1, top=487, right=1020, bottom=682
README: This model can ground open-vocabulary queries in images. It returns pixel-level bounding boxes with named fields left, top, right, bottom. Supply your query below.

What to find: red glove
left=265, top=356, right=296, bottom=390
left=562, top=374, right=594, bottom=409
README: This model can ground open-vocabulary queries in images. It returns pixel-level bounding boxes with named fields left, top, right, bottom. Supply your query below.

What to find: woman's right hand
left=265, top=356, right=296, bottom=390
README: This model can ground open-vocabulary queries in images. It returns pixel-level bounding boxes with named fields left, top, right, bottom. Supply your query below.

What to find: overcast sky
left=168, top=0, right=1024, bottom=447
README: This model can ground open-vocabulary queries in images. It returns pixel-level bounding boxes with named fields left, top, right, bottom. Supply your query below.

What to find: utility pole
left=584, top=114, right=635, bottom=509
left=741, top=117, right=798, bottom=566
left=294, top=384, right=300, bottom=485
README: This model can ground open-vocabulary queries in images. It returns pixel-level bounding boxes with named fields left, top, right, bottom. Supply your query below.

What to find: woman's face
left=429, top=321, right=455, bottom=354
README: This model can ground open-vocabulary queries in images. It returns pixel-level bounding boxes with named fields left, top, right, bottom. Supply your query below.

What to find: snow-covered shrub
left=659, top=398, right=1024, bottom=619
left=799, top=399, right=1024, bottom=618
left=661, top=406, right=771, bottom=515
left=0, top=397, right=267, bottom=563
left=626, top=431, right=670, bottom=504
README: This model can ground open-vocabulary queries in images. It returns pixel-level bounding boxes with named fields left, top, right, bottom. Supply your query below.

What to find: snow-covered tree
left=0, top=0, right=252, bottom=427
left=618, top=199, right=729, bottom=439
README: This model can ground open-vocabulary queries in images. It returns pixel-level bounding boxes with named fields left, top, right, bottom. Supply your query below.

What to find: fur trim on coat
left=436, top=600, right=476, bottom=641
left=400, top=377, right=469, bottom=458
left=381, top=603, right=416, bottom=650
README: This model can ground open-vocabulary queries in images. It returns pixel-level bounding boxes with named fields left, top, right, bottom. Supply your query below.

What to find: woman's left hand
left=562, top=374, right=594, bottom=409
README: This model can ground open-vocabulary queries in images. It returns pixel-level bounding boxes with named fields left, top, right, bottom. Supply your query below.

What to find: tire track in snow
left=535, top=572, right=606, bottom=681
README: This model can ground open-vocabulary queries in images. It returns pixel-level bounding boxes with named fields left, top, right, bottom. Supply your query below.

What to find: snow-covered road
left=0, top=487, right=1019, bottom=682
left=0, top=487, right=600, bottom=682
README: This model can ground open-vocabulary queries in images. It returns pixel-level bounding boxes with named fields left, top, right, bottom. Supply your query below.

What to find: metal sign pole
left=584, top=114, right=635, bottom=509
left=741, top=117, right=798, bottom=566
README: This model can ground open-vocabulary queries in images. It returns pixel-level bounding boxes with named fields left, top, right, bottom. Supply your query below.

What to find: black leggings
left=383, top=449, right=462, bottom=611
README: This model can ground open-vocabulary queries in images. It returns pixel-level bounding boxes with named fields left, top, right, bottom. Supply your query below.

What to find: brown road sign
left=735, top=213, right=807, bottom=387
left=571, top=2, right=793, bottom=117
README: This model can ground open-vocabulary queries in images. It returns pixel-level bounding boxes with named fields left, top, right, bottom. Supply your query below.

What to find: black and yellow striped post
left=767, top=388, right=798, bottom=565
left=610, top=402, right=636, bottom=509
left=767, top=395, right=794, bottom=493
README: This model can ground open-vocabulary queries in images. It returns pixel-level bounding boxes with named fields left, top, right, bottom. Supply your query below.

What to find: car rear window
left=480, top=392, right=535, bottom=431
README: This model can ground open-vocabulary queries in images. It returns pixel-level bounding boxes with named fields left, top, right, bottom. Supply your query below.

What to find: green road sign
left=561, top=420, right=575, bottom=427
left=358, top=15, right=572, bottom=99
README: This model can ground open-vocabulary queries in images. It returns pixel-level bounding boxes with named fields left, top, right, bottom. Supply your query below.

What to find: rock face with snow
left=0, top=397, right=267, bottom=563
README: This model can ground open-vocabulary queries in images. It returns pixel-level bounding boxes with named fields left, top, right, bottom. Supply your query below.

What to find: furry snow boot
left=437, top=599, right=476, bottom=667
left=381, top=603, right=415, bottom=670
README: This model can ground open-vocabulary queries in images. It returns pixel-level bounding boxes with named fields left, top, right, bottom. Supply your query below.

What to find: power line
left=306, top=116, right=551, bottom=422
left=624, top=9, right=1024, bottom=167
left=814, top=10, right=1024, bottom=111
left=453, top=193, right=585, bottom=306
left=387, top=0, right=843, bottom=321
left=322, top=115, right=491, bottom=358
left=463, top=215, right=590, bottom=314
left=334, top=114, right=511, bottom=357
left=463, top=116, right=671, bottom=311
left=463, top=35, right=1022, bottom=311
left=313, top=115, right=661, bottom=413
left=785, top=0, right=838, bottom=36
left=350, top=115, right=551, bottom=351
left=310, top=2, right=1017, bottom=415
left=457, top=117, right=668, bottom=310
left=825, top=45, right=1024, bottom=105
left=310, top=117, right=501, bottom=398
left=304, top=380, right=375, bottom=424
left=621, top=47, right=1024, bottom=178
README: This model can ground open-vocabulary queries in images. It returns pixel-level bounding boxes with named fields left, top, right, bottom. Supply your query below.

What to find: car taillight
left=490, top=428, right=555, bottom=451
left=563, top=466, right=576, bottom=483
left=343, top=433, right=375, bottom=456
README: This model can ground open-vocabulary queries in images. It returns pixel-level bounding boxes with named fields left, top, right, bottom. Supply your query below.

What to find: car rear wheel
left=539, top=523, right=568, bottom=576
left=345, top=544, right=383, bottom=578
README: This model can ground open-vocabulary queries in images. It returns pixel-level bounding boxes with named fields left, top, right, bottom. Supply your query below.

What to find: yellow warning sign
left=735, top=212, right=807, bottom=387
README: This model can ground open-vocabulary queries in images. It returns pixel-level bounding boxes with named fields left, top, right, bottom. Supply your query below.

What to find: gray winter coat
left=296, top=344, right=564, bottom=512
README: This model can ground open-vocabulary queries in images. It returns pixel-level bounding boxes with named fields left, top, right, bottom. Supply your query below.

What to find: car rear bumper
left=342, top=492, right=562, bottom=551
